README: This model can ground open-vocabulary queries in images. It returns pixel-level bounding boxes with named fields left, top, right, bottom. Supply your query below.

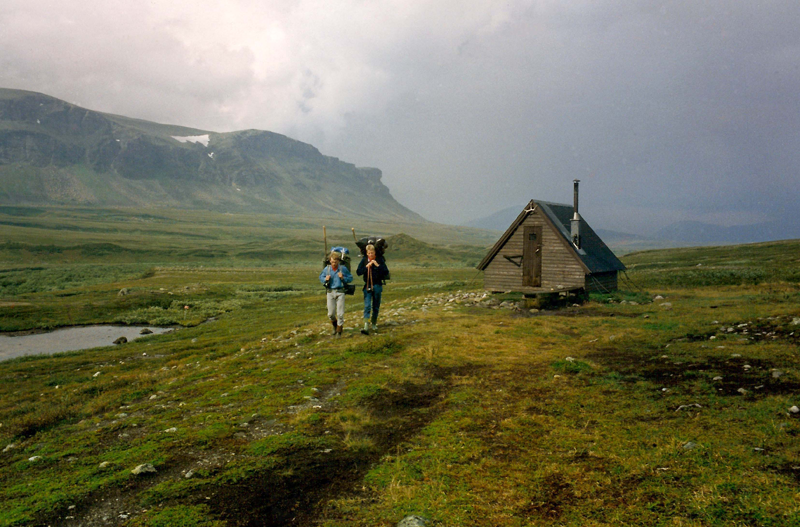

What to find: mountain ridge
left=0, top=87, right=423, bottom=220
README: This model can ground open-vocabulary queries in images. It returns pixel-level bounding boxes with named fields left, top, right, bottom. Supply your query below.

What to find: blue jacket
left=319, top=264, right=353, bottom=289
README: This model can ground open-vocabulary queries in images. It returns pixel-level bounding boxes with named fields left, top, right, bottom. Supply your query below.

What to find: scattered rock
left=99, top=461, right=111, bottom=468
left=660, top=302, right=672, bottom=309
left=789, top=406, right=800, bottom=414
left=3, top=443, right=16, bottom=453
left=737, top=388, right=747, bottom=395
left=140, top=328, right=153, bottom=335
left=28, top=456, right=42, bottom=462
left=682, top=442, right=697, bottom=450
left=131, top=463, right=157, bottom=475
left=185, top=470, right=195, bottom=479
left=164, top=427, right=177, bottom=433
left=713, top=376, right=723, bottom=381
left=397, top=516, right=430, bottom=527
left=117, top=288, right=129, bottom=297
left=772, top=370, right=784, bottom=378
left=654, top=295, right=664, bottom=300
left=113, top=337, right=127, bottom=345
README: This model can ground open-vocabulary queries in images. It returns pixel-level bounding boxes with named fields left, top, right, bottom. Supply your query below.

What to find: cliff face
left=0, top=88, right=423, bottom=220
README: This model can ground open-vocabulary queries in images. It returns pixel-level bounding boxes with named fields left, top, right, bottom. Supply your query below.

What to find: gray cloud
left=2, top=0, right=799, bottom=233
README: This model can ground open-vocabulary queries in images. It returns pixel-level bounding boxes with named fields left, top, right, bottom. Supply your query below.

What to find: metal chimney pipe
left=571, top=179, right=581, bottom=247
left=573, top=179, right=580, bottom=220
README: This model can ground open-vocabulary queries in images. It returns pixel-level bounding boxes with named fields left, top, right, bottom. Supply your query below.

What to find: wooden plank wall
left=483, top=212, right=586, bottom=292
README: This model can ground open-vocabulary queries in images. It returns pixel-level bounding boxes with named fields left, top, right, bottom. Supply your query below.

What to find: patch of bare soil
left=207, top=364, right=479, bottom=527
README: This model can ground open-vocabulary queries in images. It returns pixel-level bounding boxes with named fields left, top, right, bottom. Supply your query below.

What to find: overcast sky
left=2, top=1, right=799, bottom=233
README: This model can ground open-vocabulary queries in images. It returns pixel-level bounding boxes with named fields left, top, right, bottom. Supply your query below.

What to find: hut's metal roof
left=477, top=199, right=626, bottom=273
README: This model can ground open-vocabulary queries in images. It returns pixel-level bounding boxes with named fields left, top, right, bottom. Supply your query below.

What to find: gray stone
left=113, top=336, right=127, bottom=345
left=397, top=516, right=430, bottom=527
left=131, top=463, right=157, bottom=475
left=789, top=406, right=800, bottom=414
left=682, top=442, right=697, bottom=450
left=99, top=461, right=111, bottom=468
left=140, top=328, right=153, bottom=335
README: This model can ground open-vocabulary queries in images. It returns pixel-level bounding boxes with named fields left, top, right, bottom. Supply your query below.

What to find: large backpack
left=355, top=236, right=388, bottom=257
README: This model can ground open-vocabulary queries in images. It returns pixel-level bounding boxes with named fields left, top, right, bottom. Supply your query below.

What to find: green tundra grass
left=1, top=207, right=799, bottom=526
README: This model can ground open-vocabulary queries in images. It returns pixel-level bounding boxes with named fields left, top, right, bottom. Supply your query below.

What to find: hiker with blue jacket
left=357, top=244, right=389, bottom=335
left=320, top=251, right=353, bottom=337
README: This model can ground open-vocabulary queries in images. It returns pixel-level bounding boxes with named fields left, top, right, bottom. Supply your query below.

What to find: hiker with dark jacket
left=319, top=251, right=353, bottom=336
left=356, top=244, right=389, bottom=335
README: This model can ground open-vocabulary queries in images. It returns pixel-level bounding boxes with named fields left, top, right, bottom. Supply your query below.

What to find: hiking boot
left=371, top=322, right=378, bottom=332
left=336, top=325, right=343, bottom=337
left=360, top=321, right=370, bottom=335
left=331, top=318, right=338, bottom=334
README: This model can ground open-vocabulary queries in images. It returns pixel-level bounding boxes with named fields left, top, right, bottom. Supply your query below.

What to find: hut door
left=523, top=226, right=542, bottom=287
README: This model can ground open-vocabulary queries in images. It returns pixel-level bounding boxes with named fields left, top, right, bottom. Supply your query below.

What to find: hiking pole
left=351, top=228, right=358, bottom=244
left=323, top=226, right=328, bottom=256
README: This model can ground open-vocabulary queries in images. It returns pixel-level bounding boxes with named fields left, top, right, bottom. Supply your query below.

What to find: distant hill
left=385, top=233, right=486, bottom=266
left=652, top=220, right=800, bottom=245
left=463, top=204, right=522, bottom=231
left=0, top=88, right=422, bottom=220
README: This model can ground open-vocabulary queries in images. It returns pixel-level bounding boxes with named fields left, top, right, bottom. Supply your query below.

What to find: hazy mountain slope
left=463, top=204, right=521, bottom=231
left=0, top=88, right=422, bottom=220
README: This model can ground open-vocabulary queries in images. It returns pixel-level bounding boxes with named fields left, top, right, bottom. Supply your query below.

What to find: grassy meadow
left=1, top=207, right=800, bottom=526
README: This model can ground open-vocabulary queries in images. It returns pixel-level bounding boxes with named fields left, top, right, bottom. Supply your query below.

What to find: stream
left=0, top=325, right=175, bottom=362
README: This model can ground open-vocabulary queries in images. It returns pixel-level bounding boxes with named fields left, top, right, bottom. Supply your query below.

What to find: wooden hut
left=477, top=181, right=625, bottom=294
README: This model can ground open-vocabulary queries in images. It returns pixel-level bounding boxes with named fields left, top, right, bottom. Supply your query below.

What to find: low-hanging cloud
left=2, top=0, right=799, bottom=233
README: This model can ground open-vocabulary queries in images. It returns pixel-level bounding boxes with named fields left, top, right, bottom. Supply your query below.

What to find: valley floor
left=2, top=265, right=800, bottom=526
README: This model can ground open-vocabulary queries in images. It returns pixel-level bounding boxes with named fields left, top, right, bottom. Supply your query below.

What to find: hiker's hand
left=337, top=272, right=343, bottom=278
left=325, top=275, right=330, bottom=282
